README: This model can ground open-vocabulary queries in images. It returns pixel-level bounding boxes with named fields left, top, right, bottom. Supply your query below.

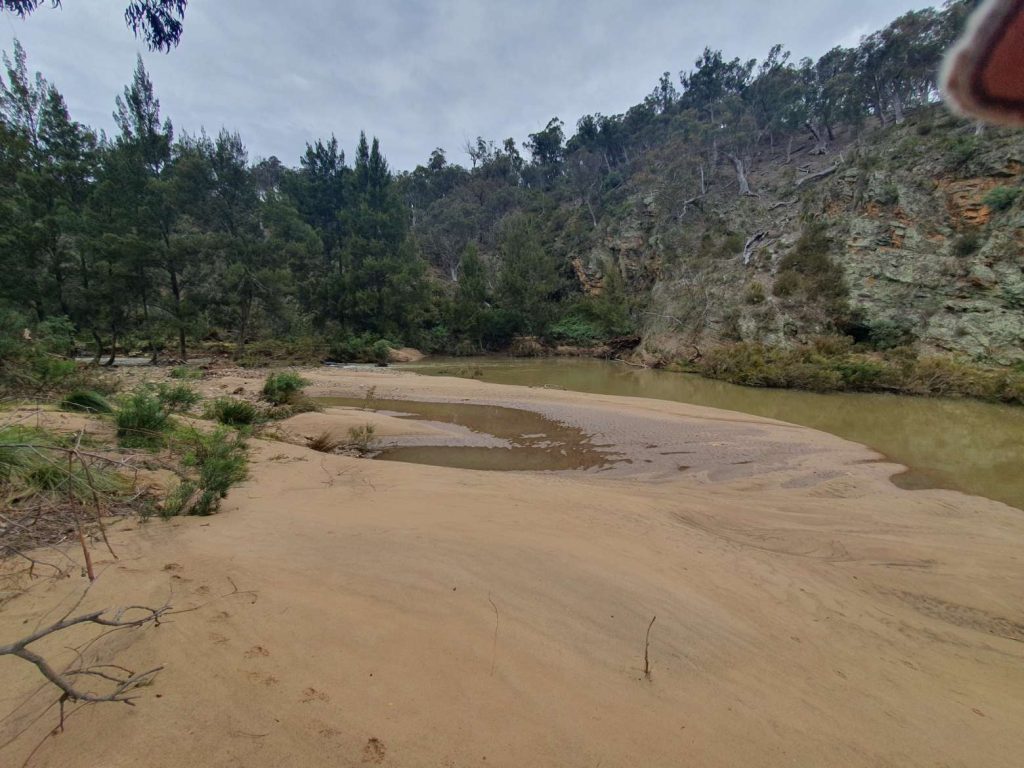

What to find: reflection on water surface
left=399, top=357, right=1024, bottom=510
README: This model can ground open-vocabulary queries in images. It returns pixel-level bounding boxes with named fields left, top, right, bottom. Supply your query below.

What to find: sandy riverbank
left=2, top=366, right=1023, bottom=767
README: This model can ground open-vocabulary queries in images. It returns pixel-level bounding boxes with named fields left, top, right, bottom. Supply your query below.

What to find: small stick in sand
left=488, top=593, right=499, bottom=676
left=644, top=615, right=657, bottom=681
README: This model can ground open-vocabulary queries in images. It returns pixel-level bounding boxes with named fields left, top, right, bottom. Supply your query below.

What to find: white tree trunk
left=726, top=153, right=754, bottom=196
left=892, top=90, right=905, bottom=123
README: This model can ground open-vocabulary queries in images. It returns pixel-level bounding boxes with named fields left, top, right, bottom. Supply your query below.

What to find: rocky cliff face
left=572, top=107, right=1024, bottom=364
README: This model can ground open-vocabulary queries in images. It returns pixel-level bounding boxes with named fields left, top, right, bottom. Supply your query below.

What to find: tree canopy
left=1, top=0, right=188, bottom=51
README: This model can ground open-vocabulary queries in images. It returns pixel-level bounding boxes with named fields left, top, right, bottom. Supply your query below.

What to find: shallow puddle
left=315, top=397, right=615, bottom=472
left=401, top=357, right=1024, bottom=510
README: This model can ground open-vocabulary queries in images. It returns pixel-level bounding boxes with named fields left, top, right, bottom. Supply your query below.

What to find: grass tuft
left=116, top=390, right=171, bottom=449
left=204, top=397, right=260, bottom=427
left=307, top=431, right=342, bottom=453
left=169, top=366, right=203, bottom=380
left=60, top=390, right=113, bottom=414
left=156, top=382, right=201, bottom=412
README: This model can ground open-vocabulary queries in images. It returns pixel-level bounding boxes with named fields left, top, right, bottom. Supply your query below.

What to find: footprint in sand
left=163, top=562, right=183, bottom=572
left=362, top=738, right=386, bottom=764
left=245, top=671, right=279, bottom=687
left=300, top=687, right=330, bottom=703
left=245, top=645, right=270, bottom=659
left=195, top=584, right=211, bottom=596
left=209, top=633, right=229, bottom=645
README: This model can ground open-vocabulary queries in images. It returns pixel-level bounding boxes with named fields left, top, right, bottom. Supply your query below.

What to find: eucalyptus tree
left=1, top=1, right=188, bottom=51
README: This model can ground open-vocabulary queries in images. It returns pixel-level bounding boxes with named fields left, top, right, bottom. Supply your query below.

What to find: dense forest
left=2, top=0, right=1012, bottom=381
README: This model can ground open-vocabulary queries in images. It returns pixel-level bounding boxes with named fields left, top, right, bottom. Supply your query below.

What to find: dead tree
left=725, top=153, right=756, bottom=196
left=795, top=162, right=841, bottom=189
left=0, top=603, right=168, bottom=708
left=742, top=231, right=769, bottom=265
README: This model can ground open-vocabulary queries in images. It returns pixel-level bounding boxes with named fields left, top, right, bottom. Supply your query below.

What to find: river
left=399, top=357, right=1024, bottom=511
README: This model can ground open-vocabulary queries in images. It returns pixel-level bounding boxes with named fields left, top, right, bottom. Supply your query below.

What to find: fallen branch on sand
left=0, top=602, right=169, bottom=714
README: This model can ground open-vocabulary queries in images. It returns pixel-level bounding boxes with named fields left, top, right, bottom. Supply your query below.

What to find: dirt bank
left=2, top=367, right=1022, bottom=767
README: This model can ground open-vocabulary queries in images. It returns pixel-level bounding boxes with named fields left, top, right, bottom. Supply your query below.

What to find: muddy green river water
left=398, top=357, right=1024, bottom=511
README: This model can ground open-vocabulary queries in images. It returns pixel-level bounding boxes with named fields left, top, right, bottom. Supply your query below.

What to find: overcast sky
left=2, top=0, right=937, bottom=170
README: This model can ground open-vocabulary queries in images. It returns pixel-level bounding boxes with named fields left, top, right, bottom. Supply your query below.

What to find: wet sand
left=1, top=367, right=1023, bottom=767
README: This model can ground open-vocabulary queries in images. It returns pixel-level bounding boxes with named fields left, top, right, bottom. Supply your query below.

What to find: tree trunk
left=104, top=327, right=117, bottom=367
left=236, top=292, right=253, bottom=354
left=726, top=153, right=754, bottom=196
left=892, top=90, right=905, bottom=123
left=166, top=259, right=187, bottom=360
left=873, top=96, right=887, bottom=126
left=140, top=283, right=157, bottom=364
left=91, top=330, right=103, bottom=366
left=805, top=121, right=827, bottom=155
left=584, top=196, right=597, bottom=227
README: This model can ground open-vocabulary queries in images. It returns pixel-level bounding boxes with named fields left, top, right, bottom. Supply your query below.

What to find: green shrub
left=156, top=383, right=201, bottom=412
left=261, top=371, right=309, bottom=405
left=944, top=134, right=981, bottom=171
left=692, top=339, right=1024, bottom=403
left=867, top=319, right=918, bottom=350
left=810, top=335, right=854, bottom=356
left=60, top=390, right=113, bottom=414
left=772, top=271, right=801, bottom=298
left=328, top=333, right=394, bottom=364
left=169, top=366, right=203, bottom=380
left=744, top=282, right=766, bottom=305
left=835, top=358, right=894, bottom=390
left=204, top=397, right=260, bottom=427
left=774, top=222, right=846, bottom=302
left=983, top=186, right=1019, bottom=212
left=165, top=427, right=248, bottom=516
left=0, top=311, right=80, bottom=396
left=1000, top=372, right=1024, bottom=405
left=953, top=231, right=983, bottom=257
left=116, top=391, right=170, bottom=449
left=877, top=182, right=900, bottom=207
left=546, top=316, right=604, bottom=345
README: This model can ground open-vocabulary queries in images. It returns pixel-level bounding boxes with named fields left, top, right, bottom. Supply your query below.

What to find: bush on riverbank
left=688, top=339, right=1024, bottom=404
left=163, top=427, right=249, bottom=517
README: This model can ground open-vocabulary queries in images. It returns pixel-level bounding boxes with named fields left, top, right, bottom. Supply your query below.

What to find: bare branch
left=742, top=231, right=769, bottom=265
left=795, top=162, right=841, bottom=189
left=0, top=603, right=169, bottom=704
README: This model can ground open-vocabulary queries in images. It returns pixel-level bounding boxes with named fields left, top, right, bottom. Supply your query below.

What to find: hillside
left=564, top=107, right=1024, bottom=365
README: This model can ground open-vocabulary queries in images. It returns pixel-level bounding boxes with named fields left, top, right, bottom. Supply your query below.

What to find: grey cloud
left=2, top=0, right=936, bottom=170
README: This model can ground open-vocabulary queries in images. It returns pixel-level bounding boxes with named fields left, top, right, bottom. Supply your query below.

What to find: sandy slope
left=2, top=368, right=1023, bottom=767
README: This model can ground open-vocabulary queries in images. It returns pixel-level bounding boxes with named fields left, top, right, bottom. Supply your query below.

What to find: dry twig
left=643, top=615, right=657, bottom=681
left=0, top=603, right=169, bottom=705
